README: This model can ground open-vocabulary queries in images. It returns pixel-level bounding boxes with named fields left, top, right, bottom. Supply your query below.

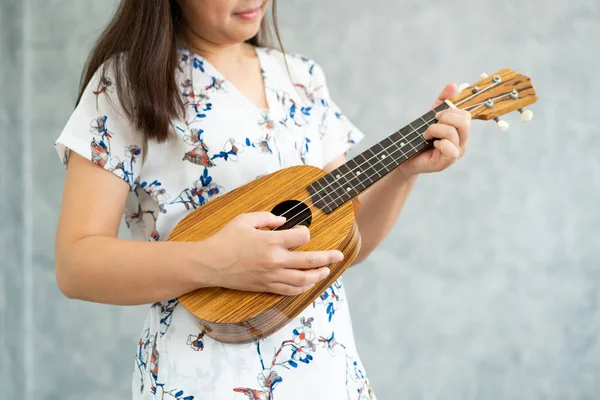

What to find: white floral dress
left=55, top=46, right=373, bottom=400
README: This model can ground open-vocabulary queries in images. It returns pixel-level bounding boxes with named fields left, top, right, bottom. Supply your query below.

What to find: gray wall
left=1, top=0, right=599, bottom=398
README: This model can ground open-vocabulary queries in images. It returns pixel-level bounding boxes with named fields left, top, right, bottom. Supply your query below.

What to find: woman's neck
left=177, top=30, right=267, bottom=110
left=179, top=30, right=255, bottom=70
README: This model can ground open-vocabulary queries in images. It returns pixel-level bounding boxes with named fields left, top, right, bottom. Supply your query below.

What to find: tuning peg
left=480, top=72, right=488, bottom=79
left=519, top=108, right=533, bottom=122
left=494, top=118, right=509, bottom=131
left=457, top=82, right=470, bottom=93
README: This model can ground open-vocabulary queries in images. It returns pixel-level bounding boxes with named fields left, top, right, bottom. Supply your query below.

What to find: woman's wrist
left=184, top=239, right=223, bottom=290
left=391, top=165, right=420, bottom=184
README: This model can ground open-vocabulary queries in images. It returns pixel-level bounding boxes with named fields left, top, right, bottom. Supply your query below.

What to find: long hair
left=77, top=0, right=282, bottom=143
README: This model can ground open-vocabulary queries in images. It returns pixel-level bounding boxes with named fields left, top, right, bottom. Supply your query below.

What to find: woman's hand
left=397, top=83, right=471, bottom=178
left=199, top=212, right=343, bottom=296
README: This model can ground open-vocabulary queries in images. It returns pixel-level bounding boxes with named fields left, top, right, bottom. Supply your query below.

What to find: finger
left=435, top=108, right=471, bottom=126
left=273, top=266, right=331, bottom=288
left=265, top=282, right=316, bottom=296
left=285, top=249, right=344, bottom=269
left=434, top=110, right=471, bottom=155
left=271, top=225, right=311, bottom=249
left=430, top=83, right=458, bottom=109
left=433, top=139, right=460, bottom=161
left=436, top=112, right=471, bottom=157
left=423, top=124, right=459, bottom=150
left=240, top=212, right=287, bottom=229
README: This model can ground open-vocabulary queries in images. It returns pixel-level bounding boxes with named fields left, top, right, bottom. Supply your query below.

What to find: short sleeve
left=310, top=62, right=365, bottom=167
left=54, top=62, right=144, bottom=190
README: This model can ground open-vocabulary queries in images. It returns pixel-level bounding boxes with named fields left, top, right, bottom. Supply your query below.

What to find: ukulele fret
left=308, top=103, right=450, bottom=214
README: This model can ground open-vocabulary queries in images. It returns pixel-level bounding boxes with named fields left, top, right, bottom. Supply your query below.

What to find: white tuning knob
left=480, top=72, right=488, bottom=79
left=495, top=118, right=509, bottom=131
left=457, top=82, right=470, bottom=93
left=519, top=109, right=533, bottom=122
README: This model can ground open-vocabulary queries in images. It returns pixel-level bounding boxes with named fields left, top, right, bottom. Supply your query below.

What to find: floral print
left=54, top=46, right=369, bottom=399
left=314, top=279, right=345, bottom=322
left=233, top=311, right=374, bottom=400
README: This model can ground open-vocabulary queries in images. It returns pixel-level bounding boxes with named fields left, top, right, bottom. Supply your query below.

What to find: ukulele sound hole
left=271, top=200, right=312, bottom=230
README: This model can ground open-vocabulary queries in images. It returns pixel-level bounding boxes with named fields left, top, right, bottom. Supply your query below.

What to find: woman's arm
left=55, top=152, right=218, bottom=305
left=56, top=153, right=341, bottom=305
left=324, top=84, right=471, bottom=265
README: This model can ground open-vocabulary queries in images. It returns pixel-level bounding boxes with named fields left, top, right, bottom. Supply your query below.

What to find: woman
left=54, top=0, right=471, bottom=398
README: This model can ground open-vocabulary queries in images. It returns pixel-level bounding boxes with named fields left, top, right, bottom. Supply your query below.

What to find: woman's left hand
left=397, top=83, right=471, bottom=178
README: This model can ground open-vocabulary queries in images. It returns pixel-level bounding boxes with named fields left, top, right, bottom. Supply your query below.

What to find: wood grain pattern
left=168, top=165, right=361, bottom=343
left=452, top=68, right=538, bottom=120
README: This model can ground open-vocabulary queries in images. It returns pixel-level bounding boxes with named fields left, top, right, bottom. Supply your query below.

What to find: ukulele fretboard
left=308, top=102, right=450, bottom=213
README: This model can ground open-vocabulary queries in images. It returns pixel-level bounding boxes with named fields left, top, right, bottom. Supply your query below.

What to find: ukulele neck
left=308, top=102, right=451, bottom=214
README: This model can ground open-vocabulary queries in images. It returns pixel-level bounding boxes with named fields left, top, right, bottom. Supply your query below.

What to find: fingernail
left=334, top=252, right=344, bottom=262
left=322, top=268, right=331, bottom=277
left=435, top=112, right=441, bottom=120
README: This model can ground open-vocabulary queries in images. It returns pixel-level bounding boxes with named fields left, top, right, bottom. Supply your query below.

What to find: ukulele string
left=273, top=86, right=511, bottom=231
left=273, top=117, right=443, bottom=230
left=286, top=87, right=516, bottom=226
left=275, top=95, right=505, bottom=231
left=285, top=91, right=515, bottom=229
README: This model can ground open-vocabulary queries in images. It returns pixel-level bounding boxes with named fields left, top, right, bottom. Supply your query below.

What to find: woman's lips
left=234, top=7, right=261, bottom=20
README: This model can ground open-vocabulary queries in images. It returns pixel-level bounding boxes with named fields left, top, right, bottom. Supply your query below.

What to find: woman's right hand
left=199, top=212, right=344, bottom=296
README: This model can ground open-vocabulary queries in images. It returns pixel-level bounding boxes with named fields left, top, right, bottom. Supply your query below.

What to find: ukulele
left=168, top=68, right=538, bottom=343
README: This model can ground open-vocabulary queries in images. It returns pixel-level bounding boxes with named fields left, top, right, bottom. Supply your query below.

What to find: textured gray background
left=1, top=0, right=599, bottom=399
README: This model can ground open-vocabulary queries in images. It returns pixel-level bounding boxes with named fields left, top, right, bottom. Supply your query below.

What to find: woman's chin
left=226, top=26, right=264, bottom=44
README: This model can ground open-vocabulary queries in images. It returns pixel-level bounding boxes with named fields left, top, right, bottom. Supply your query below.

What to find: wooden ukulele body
left=168, top=164, right=361, bottom=344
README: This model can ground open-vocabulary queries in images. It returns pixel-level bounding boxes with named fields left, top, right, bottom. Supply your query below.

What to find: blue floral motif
left=314, top=279, right=344, bottom=322
left=192, top=56, right=204, bottom=72
left=151, top=299, right=179, bottom=336
left=87, top=115, right=141, bottom=188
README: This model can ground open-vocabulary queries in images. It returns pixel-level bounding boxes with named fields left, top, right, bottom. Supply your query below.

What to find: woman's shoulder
left=259, top=47, right=327, bottom=85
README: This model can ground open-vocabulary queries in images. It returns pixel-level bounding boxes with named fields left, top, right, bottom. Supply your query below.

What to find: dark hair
left=77, top=0, right=282, bottom=143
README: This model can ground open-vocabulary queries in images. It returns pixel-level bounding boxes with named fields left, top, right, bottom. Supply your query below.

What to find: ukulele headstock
left=451, top=68, right=538, bottom=131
